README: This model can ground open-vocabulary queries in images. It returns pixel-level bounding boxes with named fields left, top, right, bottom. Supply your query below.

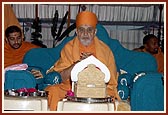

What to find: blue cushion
left=37, top=72, right=62, bottom=90
left=96, top=24, right=110, bottom=45
left=130, top=72, right=164, bottom=111
left=118, top=73, right=134, bottom=88
left=96, top=24, right=157, bottom=74
left=108, top=39, right=158, bottom=75
left=118, top=85, right=129, bottom=100
left=44, top=71, right=62, bottom=85
left=117, top=73, right=133, bottom=100
left=4, top=70, right=36, bottom=90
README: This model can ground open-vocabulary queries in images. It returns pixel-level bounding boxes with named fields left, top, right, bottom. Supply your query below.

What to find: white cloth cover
left=71, top=55, right=110, bottom=83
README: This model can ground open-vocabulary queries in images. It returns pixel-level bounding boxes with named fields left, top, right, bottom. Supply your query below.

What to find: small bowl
left=38, top=91, right=48, bottom=97
left=18, top=91, right=28, bottom=96
left=29, top=92, right=38, bottom=96
left=5, top=89, right=17, bottom=96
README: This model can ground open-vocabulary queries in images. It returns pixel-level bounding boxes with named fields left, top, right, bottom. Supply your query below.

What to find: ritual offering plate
left=67, top=96, right=114, bottom=103
left=4, top=88, right=48, bottom=97
left=38, top=90, right=49, bottom=97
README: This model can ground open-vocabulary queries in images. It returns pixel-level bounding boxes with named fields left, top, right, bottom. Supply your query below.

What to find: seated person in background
left=4, top=25, right=40, bottom=68
left=134, top=34, right=164, bottom=74
left=45, top=11, right=121, bottom=111
left=4, top=4, right=23, bottom=42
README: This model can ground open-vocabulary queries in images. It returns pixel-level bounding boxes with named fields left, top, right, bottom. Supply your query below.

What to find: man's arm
left=60, top=64, right=74, bottom=82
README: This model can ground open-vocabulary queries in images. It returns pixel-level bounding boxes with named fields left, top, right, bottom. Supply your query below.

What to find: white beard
left=79, top=37, right=92, bottom=46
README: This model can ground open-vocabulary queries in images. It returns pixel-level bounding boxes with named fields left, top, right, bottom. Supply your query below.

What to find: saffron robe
left=45, top=36, right=121, bottom=111
left=4, top=42, right=39, bottom=68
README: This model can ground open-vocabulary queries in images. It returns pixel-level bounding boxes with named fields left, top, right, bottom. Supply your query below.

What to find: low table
left=3, top=95, right=49, bottom=111
left=57, top=97, right=118, bottom=111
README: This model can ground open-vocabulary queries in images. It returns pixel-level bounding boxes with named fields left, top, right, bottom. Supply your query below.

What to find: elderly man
left=45, top=11, right=121, bottom=111
left=4, top=25, right=39, bottom=68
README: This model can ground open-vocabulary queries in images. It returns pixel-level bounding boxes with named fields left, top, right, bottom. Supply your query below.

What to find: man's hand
left=31, top=69, right=43, bottom=79
left=80, top=52, right=92, bottom=61
left=60, top=52, right=92, bottom=82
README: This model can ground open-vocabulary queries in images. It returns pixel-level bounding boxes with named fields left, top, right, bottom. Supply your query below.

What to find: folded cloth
left=4, top=63, right=28, bottom=72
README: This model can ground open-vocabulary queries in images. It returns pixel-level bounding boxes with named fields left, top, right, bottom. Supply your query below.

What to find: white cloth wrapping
left=4, top=63, right=28, bottom=72
left=71, top=55, right=110, bottom=83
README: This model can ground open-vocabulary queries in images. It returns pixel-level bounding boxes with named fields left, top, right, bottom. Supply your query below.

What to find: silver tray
left=4, top=89, right=48, bottom=97
left=66, top=96, right=114, bottom=103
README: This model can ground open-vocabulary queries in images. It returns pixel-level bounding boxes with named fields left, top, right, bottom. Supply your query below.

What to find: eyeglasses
left=77, top=27, right=95, bottom=34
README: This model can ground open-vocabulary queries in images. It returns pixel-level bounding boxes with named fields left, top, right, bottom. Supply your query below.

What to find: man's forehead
left=147, top=37, right=158, bottom=43
left=78, top=25, right=94, bottom=28
left=9, top=32, right=21, bottom=37
left=150, top=37, right=158, bottom=41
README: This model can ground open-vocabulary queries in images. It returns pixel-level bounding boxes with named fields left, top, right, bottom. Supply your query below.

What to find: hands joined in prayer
left=80, top=52, right=92, bottom=61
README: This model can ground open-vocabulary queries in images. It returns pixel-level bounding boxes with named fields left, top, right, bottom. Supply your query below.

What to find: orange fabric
left=142, top=48, right=164, bottom=74
left=45, top=36, right=121, bottom=111
left=4, top=41, right=39, bottom=68
left=4, top=4, right=23, bottom=42
left=152, top=49, right=164, bottom=74
left=76, top=11, right=98, bottom=28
